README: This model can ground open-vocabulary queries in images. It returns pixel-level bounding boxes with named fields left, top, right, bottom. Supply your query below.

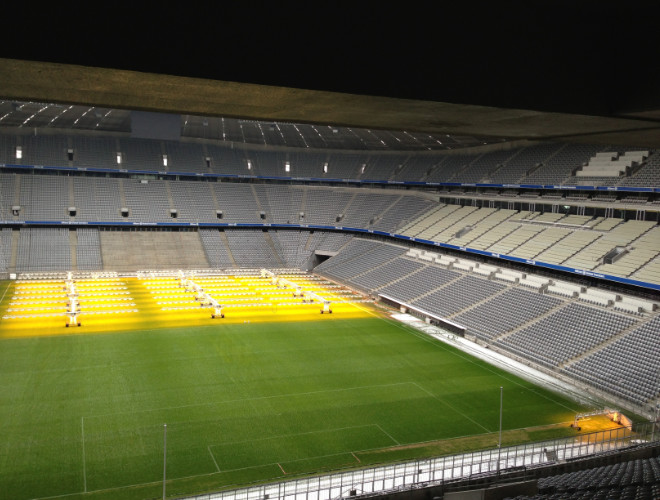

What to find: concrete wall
left=100, top=230, right=209, bottom=271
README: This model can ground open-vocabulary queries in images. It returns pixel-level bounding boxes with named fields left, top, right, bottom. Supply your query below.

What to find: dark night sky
left=2, top=3, right=658, bottom=116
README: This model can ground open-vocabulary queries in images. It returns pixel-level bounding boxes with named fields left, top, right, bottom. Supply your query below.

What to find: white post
left=163, top=423, right=167, bottom=499
left=499, top=386, right=503, bottom=448
left=496, top=386, right=503, bottom=474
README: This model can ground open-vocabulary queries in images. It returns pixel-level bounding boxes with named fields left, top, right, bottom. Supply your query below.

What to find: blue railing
left=1, top=162, right=658, bottom=192
left=2, top=219, right=658, bottom=291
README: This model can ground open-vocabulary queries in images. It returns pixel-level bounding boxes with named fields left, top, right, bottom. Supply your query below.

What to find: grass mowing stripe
left=81, top=417, right=87, bottom=493
left=351, top=303, right=590, bottom=433
left=0, top=305, right=597, bottom=500
left=208, top=425, right=390, bottom=472
left=369, top=308, right=585, bottom=414
left=82, top=381, right=419, bottom=420
left=411, top=382, right=492, bottom=433
left=26, top=422, right=583, bottom=500
left=81, top=382, right=447, bottom=490
left=207, top=424, right=386, bottom=449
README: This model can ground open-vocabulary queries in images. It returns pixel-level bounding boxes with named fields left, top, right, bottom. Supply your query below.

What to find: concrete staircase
left=218, top=231, right=237, bottom=267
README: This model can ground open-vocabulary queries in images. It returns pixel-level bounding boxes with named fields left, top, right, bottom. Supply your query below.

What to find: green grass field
left=0, top=279, right=599, bottom=500
left=0, top=317, right=595, bottom=500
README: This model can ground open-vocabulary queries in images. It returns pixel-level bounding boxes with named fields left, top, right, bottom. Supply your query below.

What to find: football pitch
left=0, top=276, right=598, bottom=500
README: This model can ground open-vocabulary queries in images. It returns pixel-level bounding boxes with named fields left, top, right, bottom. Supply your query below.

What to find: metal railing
left=186, top=422, right=658, bottom=500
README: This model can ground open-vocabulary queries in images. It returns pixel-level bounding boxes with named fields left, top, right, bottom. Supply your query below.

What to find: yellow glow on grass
left=0, top=275, right=372, bottom=339
left=575, top=414, right=628, bottom=434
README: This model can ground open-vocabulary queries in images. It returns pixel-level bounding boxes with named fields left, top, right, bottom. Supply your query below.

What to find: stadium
left=1, top=11, right=660, bottom=499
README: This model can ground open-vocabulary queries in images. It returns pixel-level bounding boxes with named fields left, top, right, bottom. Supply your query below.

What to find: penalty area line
left=375, top=423, right=400, bottom=445
left=411, top=382, right=492, bottom=434
left=34, top=434, right=427, bottom=500
left=208, top=423, right=396, bottom=475
left=208, top=446, right=221, bottom=472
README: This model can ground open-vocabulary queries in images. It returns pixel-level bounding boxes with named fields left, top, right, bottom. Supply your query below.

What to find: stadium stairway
left=397, top=204, right=441, bottom=235
left=69, top=229, right=77, bottom=269
left=371, top=256, right=425, bottom=292
left=67, top=176, right=75, bottom=207
left=263, top=232, right=286, bottom=268
left=560, top=313, right=656, bottom=370
left=632, top=255, right=660, bottom=283
left=446, top=280, right=513, bottom=320
left=12, top=174, right=21, bottom=211
left=404, top=269, right=463, bottom=303
left=300, top=187, right=308, bottom=217
left=165, top=181, right=176, bottom=213
left=340, top=192, right=358, bottom=218
left=219, top=231, right=238, bottom=267
left=446, top=155, right=480, bottom=182
left=379, top=195, right=406, bottom=222
left=118, top=178, right=128, bottom=208
left=252, top=184, right=265, bottom=216
left=218, top=231, right=237, bottom=267
left=208, top=182, right=222, bottom=212
left=9, top=229, right=19, bottom=272
left=303, top=232, right=316, bottom=252
left=347, top=248, right=404, bottom=283
left=468, top=216, right=521, bottom=250
left=487, top=224, right=547, bottom=256
left=485, top=297, right=571, bottom=343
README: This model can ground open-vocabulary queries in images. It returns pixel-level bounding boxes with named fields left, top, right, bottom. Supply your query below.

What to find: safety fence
left=187, top=422, right=658, bottom=500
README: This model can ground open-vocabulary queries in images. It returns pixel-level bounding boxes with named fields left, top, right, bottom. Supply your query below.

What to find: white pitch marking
left=208, top=446, right=220, bottom=472
left=374, top=423, right=400, bottom=445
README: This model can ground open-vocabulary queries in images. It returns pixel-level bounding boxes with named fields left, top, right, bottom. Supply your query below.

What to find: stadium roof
left=1, top=4, right=659, bottom=150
